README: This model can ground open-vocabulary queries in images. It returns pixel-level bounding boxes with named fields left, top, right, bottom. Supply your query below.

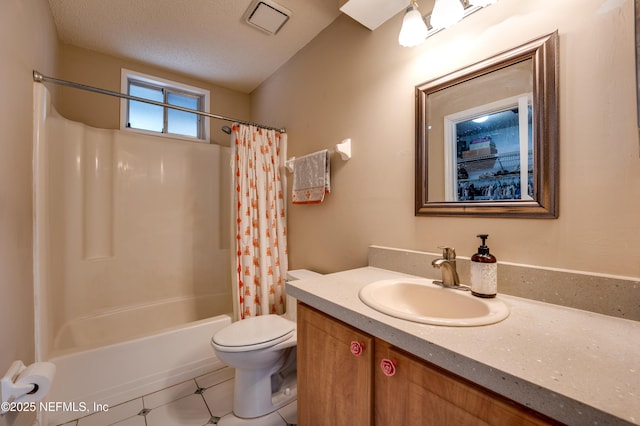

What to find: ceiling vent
left=244, top=0, right=291, bottom=35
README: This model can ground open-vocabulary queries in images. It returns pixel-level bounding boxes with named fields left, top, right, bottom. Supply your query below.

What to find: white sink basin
left=358, top=278, right=509, bottom=326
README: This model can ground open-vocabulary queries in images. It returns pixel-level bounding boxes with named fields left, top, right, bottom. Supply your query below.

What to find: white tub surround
left=287, top=267, right=640, bottom=425
left=33, top=84, right=232, bottom=361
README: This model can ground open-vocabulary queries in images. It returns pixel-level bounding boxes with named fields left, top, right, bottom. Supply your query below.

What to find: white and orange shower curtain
left=231, top=123, right=288, bottom=319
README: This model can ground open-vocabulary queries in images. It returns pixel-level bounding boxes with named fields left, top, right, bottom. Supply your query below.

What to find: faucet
left=431, top=246, right=465, bottom=289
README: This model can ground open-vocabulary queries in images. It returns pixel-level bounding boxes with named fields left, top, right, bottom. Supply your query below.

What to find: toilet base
left=218, top=410, right=286, bottom=426
left=232, top=348, right=297, bottom=418
left=234, top=368, right=297, bottom=418
left=218, top=400, right=297, bottom=426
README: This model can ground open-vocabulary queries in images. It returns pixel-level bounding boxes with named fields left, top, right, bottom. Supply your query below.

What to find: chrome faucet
left=431, top=246, right=465, bottom=289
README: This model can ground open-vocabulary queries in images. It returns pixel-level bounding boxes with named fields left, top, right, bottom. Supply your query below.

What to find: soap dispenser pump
left=470, top=234, right=497, bottom=298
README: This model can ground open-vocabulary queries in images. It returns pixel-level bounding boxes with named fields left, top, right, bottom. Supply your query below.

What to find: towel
left=292, top=150, right=330, bottom=204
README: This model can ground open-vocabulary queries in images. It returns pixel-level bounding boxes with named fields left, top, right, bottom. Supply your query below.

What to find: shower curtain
left=232, top=123, right=288, bottom=319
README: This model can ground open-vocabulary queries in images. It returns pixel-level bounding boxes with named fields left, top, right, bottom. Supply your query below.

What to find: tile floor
left=57, top=367, right=297, bottom=426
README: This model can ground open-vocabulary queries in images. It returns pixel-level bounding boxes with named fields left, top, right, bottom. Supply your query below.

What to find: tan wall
left=0, top=0, right=59, bottom=372
left=251, top=0, right=640, bottom=279
left=57, top=44, right=251, bottom=146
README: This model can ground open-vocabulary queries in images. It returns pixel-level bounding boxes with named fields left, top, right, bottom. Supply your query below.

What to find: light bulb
left=430, top=0, right=464, bottom=30
left=398, top=3, right=428, bottom=47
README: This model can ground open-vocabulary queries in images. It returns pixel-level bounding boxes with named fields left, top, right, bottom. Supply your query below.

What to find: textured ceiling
left=48, top=0, right=342, bottom=93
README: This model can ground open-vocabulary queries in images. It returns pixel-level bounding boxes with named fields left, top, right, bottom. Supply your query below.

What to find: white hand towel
left=292, top=150, right=330, bottom=204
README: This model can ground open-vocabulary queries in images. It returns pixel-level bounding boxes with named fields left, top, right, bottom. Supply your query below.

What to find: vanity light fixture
left=398, top=0, right=429, bottom=47
left=468, top=0, right=497, bottom=6
left=398, top=0, right=499, bottom=47
left=430, top=0, right=465, bottom=29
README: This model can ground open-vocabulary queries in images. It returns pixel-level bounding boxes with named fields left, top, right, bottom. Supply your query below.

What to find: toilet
left=211, top=269, right=321, bottom=425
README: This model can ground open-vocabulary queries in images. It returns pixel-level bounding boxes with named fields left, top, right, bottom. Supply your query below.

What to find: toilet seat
left=212, top=315, right=295, bottom=353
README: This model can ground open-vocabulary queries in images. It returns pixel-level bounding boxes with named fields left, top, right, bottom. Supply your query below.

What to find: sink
left=358, top=278, right=509, bottom=326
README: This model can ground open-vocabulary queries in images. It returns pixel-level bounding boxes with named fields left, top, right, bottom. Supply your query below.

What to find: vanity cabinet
left=374, top=339, right=553, bottom=425
left=297, top=302, right=373, bottom=425
left=297, top=303, right=555, bottom=426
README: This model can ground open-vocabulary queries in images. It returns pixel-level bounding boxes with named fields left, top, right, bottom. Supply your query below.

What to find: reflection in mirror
left=448, top=94, right=533, bottom=202
left=416, top=32, right=558, bottom=218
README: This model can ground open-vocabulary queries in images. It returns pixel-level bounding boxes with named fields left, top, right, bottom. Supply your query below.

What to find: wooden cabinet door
left=374, top=339, right=554, bottom=426
left=297, top=303, right=373, bottom=426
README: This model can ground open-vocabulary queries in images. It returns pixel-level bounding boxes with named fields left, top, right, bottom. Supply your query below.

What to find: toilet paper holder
left=1, top=360, right=55, bottom=413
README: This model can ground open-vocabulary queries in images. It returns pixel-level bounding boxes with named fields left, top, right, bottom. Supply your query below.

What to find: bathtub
left=43, top=313, right=232, bottom=426
left=51, top=294, right=231, bottom=355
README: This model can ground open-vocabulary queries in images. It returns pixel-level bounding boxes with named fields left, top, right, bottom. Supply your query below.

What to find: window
left=121, top=69, right=210, bottom=141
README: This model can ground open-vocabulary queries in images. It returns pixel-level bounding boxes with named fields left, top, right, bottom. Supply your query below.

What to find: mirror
left=415, top=32, right=558, bottom=217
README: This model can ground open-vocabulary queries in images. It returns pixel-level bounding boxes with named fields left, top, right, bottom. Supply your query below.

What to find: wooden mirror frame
left=415, top=32, right=559, bottom=218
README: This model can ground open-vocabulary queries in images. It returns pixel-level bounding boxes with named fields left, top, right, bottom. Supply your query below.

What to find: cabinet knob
left=350, top=341, right=366, bottom=357
left=380, top=358, right=397, bottom=377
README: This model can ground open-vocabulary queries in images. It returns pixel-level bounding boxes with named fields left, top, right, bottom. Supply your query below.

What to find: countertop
left=286, top=267, right=640, bottom=425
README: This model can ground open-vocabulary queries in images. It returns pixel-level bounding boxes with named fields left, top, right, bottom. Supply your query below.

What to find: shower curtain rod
left=32, top=70, right=286, bottom=133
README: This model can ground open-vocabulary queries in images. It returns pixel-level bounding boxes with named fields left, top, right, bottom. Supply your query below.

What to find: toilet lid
left=212, top=315, right=295, bottom=351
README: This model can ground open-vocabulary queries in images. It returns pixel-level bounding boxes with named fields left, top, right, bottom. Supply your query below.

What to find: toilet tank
left=286, top=269, right=322, bottom=282
left=285, top=269, right=322, bottom=321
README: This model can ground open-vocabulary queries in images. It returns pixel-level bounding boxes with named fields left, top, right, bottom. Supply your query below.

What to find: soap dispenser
left=470, top=234, right=497, bottom=298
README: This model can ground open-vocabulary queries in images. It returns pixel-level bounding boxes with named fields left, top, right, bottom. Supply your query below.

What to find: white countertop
left=286, top=267, right=640, bottom=425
